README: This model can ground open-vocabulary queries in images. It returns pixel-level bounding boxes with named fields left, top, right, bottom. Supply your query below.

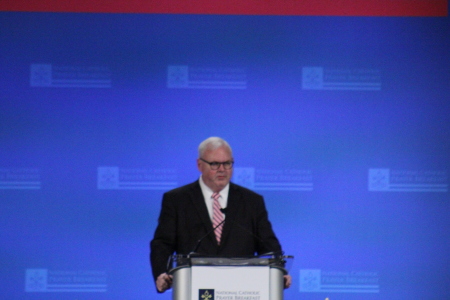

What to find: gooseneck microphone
left=189, top=218, right=226, bottom=255
left=189, top=207, right=283, bottom=257
left=219, top=207, right=283, bottom=257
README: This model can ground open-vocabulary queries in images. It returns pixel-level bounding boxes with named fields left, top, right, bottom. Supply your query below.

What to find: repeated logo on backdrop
left=167, top=65, right=247, bottom=89
left=302, top=67, right=381, bottom=91
left=368, top=168, right=448, bottom=192
left=234, top=167, right=313, bottom=191
left=25, top=269, right=107, bottom=293
left=97, top=166, right=178, bottom=190
left=30, top=64, right=112, bottom=88
left=0, top=168, right=41, bottom=189
left=299, top=269, right=380, bottom=294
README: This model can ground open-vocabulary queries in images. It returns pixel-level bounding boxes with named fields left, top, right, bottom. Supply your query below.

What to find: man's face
left=197, top=146, right=233, bottom=192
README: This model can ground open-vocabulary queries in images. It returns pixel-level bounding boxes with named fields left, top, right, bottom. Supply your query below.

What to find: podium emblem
left=199, top=289, right=214, bottom=300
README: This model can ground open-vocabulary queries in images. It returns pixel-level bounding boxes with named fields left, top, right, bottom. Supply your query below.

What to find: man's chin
left=214, top=179, right=229, bottom=188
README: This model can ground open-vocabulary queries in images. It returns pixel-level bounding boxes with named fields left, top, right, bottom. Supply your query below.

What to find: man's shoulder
left=230, top=182, right=262, bottom=198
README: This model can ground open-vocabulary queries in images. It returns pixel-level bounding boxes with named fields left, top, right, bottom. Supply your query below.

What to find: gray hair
left=198, top=137, right=233, bottom=158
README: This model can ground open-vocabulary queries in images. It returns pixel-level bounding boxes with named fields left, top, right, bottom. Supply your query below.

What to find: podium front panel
left=169, top=255, right=290, bottom=300
left=192, top=265, right=270, bottom=300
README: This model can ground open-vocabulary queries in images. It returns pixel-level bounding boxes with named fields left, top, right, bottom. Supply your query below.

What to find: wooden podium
left=168, top=254, right=292, bottom=300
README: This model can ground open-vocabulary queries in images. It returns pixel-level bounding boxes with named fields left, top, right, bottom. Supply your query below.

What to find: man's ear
left=196, top=158, right=202, bottom=172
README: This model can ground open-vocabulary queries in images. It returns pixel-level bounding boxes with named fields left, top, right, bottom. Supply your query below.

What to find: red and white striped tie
left=212, top=192, right=224, bottom=245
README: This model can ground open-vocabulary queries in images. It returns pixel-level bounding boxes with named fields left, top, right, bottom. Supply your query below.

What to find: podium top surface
left=168, top=254, right=293, bottom=274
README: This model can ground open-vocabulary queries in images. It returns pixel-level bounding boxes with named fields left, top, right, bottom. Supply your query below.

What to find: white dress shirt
left=199, top=176, right=229, bottom=221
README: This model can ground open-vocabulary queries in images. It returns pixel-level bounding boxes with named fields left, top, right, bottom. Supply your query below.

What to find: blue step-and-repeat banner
left=1, top=1, right=449, bottom=299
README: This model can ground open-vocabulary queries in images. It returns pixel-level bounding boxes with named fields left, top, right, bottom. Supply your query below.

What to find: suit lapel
left=220, top=183, right=241, bottom=247
left=190, top=181, right=212, bottom=227
left=189, top=181, right=217, bottom=246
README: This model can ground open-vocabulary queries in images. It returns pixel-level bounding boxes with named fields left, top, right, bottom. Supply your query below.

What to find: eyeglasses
left=199, top=158, right=234, bottom=170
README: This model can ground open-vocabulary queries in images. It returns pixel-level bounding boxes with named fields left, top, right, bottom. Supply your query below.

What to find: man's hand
left=284, top=274, right=292, bottom=289
left=156, top=273, right=173, bottom=293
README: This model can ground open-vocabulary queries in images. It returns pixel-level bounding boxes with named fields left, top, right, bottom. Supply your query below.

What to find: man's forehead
left=204, top=146, right=232, bottom=158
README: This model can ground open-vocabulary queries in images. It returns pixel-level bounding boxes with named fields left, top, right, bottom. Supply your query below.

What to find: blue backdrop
left=1, top=11, right=449, bottom=300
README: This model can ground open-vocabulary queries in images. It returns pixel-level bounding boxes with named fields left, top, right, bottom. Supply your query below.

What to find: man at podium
left=150, top=137, right=292, bottom=293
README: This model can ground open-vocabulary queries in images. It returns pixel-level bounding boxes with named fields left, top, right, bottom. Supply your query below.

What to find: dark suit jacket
left=150, top=180, right=282, bottom=282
